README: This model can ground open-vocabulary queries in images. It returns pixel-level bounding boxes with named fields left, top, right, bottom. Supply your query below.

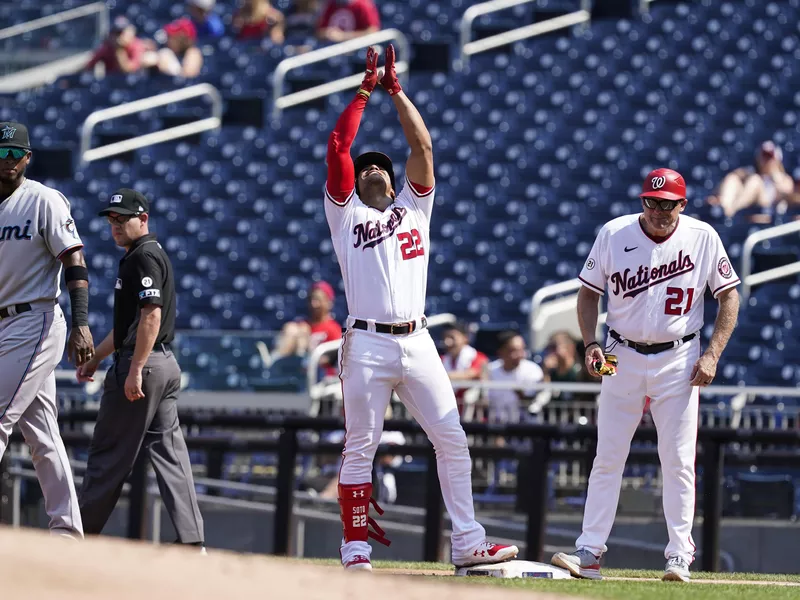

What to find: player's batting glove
left=358, top=46, right=379, bottom=99
left=379, top=44, right=403, bottom=96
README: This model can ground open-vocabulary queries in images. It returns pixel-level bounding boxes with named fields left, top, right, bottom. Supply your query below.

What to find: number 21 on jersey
left=398, top=229, right=424, bottom=260
left=665, top=287, right=695, bottom=315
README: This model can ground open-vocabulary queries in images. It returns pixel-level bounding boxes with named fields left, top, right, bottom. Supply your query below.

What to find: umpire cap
left=353, top=151, right=395, bottom=197
left=639, top=168, right=686, bottom=201
left=98, top=188, right=150, bottom=216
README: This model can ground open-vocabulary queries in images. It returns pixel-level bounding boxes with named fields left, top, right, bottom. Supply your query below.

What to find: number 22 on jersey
left=398, top=229, right=424, bottom=260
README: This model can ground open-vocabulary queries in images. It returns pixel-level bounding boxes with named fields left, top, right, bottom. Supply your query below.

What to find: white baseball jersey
left=324, top=177, right=434, bottom=323
left=0, top=178, right=83, bottom=308
left=486, top=358, right=544, bottom=423
left=579, top=214, right=740, bottom=344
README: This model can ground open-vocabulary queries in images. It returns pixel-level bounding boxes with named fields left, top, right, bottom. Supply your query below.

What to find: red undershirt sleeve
left=325, top=93, right=369, bottom=206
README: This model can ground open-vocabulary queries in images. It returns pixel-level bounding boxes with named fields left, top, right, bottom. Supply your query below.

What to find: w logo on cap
left=651, top=175, right=666, bottom=189
left=1, top=126, right=16, bottom=141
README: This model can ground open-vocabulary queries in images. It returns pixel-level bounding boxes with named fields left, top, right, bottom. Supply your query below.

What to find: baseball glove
left=593, top=354, right=618, bottom=376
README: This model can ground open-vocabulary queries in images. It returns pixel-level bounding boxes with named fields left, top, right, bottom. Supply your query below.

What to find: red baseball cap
left=311, top=281, right=335, bottom=302
left=639, top=168, right=686, bottom=201
left=164, top=18, right=197, bottom=42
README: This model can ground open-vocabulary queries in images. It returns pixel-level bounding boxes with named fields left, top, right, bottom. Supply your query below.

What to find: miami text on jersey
left=0, top=220, right=33, bottom=242
left=353, top=206, right=408, bottom=249
left=611, top=250, right=695, bottom=299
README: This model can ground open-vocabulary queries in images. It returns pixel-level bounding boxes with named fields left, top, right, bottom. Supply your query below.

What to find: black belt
left=610, top=329, right=697, bottom=356
left=114, top=343, right=171, bottom=359
left=0, top=303, right=32, bottom=319
left=351, top=317, right=427, bottom=335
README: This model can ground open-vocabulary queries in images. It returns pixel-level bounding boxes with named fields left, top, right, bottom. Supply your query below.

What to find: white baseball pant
left=576, top=338, right=700, bottom=562
left=337, top=326, right=485, bottom=563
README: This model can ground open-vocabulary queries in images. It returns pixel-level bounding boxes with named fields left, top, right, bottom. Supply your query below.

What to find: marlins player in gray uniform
left=0, top=121, right=95, bottom=538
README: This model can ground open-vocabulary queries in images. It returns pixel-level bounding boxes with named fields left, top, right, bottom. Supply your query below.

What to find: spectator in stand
left=186, top=0, right=225, bottom=39
left=440, top=322, right=488, bottom=418
left=708, top=141, right=795, bottom=223
left=232, top=0, right=286, bottom=44
left=85, top=16, right=157, bottom=75
left=273, top=281, right=341, bottom=374
left=541, top=331, right=595, bottom=402
left=284, top=0, right=321, bottom=53
left=317, top=0, right=380, bottom=43
left=484, top=331, right=544, bottom=424
left=155, top=18, right=204, bottom=78
left=286, top=0, right=321, bottom=39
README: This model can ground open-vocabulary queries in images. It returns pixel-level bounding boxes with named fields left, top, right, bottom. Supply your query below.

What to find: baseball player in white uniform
left=551, top=168, right=740, bottom=582
left=0, top=121, right=95, bottom=538
left=324, top=46, right=518, bottom=570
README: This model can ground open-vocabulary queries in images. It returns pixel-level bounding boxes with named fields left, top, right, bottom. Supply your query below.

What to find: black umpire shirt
left=113, top=233, right=176, bottom=351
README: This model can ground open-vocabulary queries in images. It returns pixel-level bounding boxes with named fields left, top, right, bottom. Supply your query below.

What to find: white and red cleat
left=344, top=554, right=373, bottom=571
left=453, top=541, right=519, bottom=568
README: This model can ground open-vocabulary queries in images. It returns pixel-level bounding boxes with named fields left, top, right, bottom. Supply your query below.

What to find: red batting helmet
left=639, top=168, right=686, bottom=201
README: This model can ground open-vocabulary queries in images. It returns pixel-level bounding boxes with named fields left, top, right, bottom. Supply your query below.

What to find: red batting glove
left=358, top=46, right=379, bottom=98
left=379, top=44, right=402, bottom=96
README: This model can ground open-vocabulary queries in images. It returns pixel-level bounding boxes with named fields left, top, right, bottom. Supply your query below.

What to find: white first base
left=455, top=560, right=572, bottom=579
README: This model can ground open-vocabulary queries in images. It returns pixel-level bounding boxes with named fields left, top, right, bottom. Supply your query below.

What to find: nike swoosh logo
left=624, top=246, right=638, bottom=252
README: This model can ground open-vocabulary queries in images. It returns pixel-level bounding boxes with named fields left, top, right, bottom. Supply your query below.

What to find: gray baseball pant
left=0, top=302, right=83, bottom=537
left=78, top=348, right=204, bottom=543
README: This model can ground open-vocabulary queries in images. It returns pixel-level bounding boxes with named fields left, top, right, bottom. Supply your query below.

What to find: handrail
left=458, top=0, right=591, bottom=70
left=0, top=2, right=108, bottom=42
left=79, top=83, right=223, bottom=165
left=272, top=28, right=410, bottom=119
left=740, top=219, right=800, bottom=301
left=528, top=278, right=607, bottom=349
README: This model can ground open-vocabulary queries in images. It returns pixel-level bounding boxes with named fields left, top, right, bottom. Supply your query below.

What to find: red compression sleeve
left=326, top=92, right=369, bottom=203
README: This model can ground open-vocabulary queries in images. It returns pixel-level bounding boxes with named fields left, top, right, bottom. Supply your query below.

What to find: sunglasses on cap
left=643, top=197, right=682, bottom=211
left=0, top=148, right=27, bottom=160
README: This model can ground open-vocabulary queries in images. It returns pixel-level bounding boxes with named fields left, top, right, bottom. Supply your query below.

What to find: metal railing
left=0, top=2, right=108, bottom=43
left=528, top=278, right=607, bottom=350
left=740, top=219, right=800, bottom=301
left=458, top=0, right=591, bottom=70
left=4, top=411, right=799, bottom=571
left=272, top=28, right=410, bottom=119
left=79, top=84, right=223, bottom=165
left=0, top=2, right=109, bottom=91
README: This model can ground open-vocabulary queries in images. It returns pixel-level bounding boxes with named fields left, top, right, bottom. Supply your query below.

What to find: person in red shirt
left=274, top=281, right=341, bottom=372
left=441, top=323, right=488, bottom=417
left=232, top=0, right=286, bottom=43
left=85, top=16, right=157, bottom=75
left=317, top=0, right=380, bottom=43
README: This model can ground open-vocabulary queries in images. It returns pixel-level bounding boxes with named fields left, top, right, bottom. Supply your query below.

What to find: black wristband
left=65, top=266, right=89, bottom=283
left=68, top=286, right=89, bottom=327
left=585, top=342, right=601, bottom=352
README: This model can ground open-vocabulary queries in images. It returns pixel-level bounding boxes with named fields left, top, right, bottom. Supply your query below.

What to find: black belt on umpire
left=350, top=316, right=428, bottom=335
left=113, top=343, right=171, bottom=361
left=609, top=329, right=697, bottom=356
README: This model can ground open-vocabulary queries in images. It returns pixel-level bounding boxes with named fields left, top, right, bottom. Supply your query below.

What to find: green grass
left=295, top=558, right=800, bottom=598
left=455, top=579, right=800, bottom=600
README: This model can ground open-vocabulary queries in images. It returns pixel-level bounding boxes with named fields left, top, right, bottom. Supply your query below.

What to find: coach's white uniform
left=0, top=178, right=84, bottom=536
left=576, top=213, right=739, bottom=562
left=325, top=179, right=486, bottom=563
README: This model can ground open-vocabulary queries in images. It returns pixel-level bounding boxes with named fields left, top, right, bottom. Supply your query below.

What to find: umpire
left=76, top=188, right=204, bottom=548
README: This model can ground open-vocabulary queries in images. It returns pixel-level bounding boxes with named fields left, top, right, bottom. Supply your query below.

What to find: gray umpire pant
left=78, top=347, right=204, bottom=543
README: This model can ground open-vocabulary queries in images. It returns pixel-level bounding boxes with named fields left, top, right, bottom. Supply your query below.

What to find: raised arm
left=325, top=47, right=378, bottom=204
left=380, top=45, right=434, bottom=188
